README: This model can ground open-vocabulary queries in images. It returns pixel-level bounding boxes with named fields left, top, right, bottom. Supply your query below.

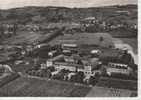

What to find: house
left=35, top=43, right=48, bottom=49
left=48, top=50, right=57, bottom=57
left=46, top=55, right=64, bottom=67
left=106, top=62, right=132, bottom=76
left=46, top=53, right=102, bottom=77
left=54, top=62, right=78, bottom=72
left=46, top=60, right=53, bottom=67
left=62, top=43, right=78, bottom=49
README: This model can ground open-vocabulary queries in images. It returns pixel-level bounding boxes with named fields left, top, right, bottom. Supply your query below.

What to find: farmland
left=0, top=76, right=136, bottom=97
left=2, top=31, right=43, bottom=45
left=49, top=32, right=115, bottom=48
left=0, top=77, right=91, bottom=97
left=86, top=86, right=133, bottom=97
left=0, top=4, right=138, bottom=97
left=95, top=77, right=137, bottom=91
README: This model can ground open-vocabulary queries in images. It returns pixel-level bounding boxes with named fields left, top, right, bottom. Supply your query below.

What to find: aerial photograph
left=0, top=0, right=138, bottom=97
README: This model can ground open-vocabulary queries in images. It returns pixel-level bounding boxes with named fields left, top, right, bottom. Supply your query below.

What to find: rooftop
left=54, top=61, right=84, bottom=69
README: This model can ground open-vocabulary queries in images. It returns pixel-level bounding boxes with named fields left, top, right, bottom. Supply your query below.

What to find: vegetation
left=0, top=73, right=20, bottom=88
left=0, top=77, right=91, bottom=97
left=96, top=77, right=137, bottom=91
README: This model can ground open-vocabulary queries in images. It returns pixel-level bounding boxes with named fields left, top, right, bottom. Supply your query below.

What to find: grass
left=96, top=77, right=137, bottom=91
left=0, top=77, right=91, bottom=97
left=2, top=31, right=43, bottom=45
left=49, top=32, right=115, bottom=48
left=86, top=86, right=133, bottom=97
left=0, top=73, right=20, bottom=88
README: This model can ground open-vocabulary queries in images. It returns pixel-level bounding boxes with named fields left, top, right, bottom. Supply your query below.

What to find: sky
left=0, top=0, right=137, bottom=9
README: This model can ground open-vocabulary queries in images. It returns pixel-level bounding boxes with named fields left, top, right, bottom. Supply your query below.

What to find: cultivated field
left=96, top=77, right=137, bottom=91
left=2, top=31, right=43, bottom=45
left=49, top=32, right=115, bottom=48
left=86, top=86, right=133, bottom=97
left=0, top=77, right=91, bottom=97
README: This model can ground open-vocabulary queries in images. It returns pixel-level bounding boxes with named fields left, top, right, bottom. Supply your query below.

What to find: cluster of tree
left=0, top=23, right=18, bottom=39
left=32, top=45, right=62, bottom=58
left=70, top=71, right=85, bottom=83
left=52, top=69, right=70, bottom=80
left=26, top=66, right=55, bottom=78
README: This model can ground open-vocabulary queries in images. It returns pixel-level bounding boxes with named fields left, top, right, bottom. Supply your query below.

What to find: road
left=112, top=38, right=138, bottom=64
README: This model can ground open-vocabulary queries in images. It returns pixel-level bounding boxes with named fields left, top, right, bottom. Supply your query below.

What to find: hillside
left=0, top=5, right=137, bottom=24
left=0, top=5, right=137, bottom=45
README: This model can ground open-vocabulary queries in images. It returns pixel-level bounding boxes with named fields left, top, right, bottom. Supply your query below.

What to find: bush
left=88, top=76, right=97, bottom=86
left=42, top=69, right=52, bottom=78
left=47, top=66, right=55, bottom=72
left=70, top=75, right=77, bottom=82
left=60, top=69, right=70, bottom=74
left=52, top=74, right=64, bottom=80
left=70, top=71, right=85, bottom=83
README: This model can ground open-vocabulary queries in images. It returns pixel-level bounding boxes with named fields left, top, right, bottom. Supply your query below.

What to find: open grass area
left=86, top=86, right=133, bottom=97
left=49, top=32, right=114, bottom=48
left=2, top=31, right=43, bottom=45
left=0, top=73, right=20, bottom=88
left=96, top=77, right=137, bottom=91
left=0, top=77, right=91, bottom=97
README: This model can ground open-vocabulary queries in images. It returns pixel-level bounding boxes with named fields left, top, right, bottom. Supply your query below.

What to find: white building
left=106, top=62, right=132, bottom=76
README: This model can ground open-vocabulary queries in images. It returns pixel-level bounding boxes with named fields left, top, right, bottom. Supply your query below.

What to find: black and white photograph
left=0, top=0, right=138, bottom=98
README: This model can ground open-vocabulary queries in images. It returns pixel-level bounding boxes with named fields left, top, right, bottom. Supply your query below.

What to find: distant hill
left=0, top=5, right=137, bottom=45
left=0, top=4, right=137, bottom=24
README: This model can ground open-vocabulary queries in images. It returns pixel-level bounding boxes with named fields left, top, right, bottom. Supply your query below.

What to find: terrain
left=0, top=4, right=138, bottom=97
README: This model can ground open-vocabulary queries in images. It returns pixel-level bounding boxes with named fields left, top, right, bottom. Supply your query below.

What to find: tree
left=13, top=23, right=18, bottom=35
left=76, top=71, right=85, bottom=83
left=70, top=75, right=77, bottom=82
left=99, top=36, right=104, bottom=42
left=47, top=66, right=55, bottom=72
left=101, top=67, right=107, bottom=76
left=88, top=76, right=97, bottom=85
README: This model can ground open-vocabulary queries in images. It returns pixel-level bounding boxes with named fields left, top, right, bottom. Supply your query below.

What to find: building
left=106, top=62, right=132, bottom=76
left=62, top=43, right=78, bottom=50
left=54, top=62, right=79, bottom=72
left=46, top=54, right=102, bottom=77
left=0, top=64, right=13, bottom=74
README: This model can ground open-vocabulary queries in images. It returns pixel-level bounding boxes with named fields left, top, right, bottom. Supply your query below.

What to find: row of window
left=108, top=63, right=128, bottom=69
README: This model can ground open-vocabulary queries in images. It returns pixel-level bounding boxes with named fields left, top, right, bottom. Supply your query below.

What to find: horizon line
left=0, top=3, right=137, bottom=10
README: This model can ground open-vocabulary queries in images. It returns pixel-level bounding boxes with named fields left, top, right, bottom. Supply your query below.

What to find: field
left=9, top=62, right=33, bottom=73
left=2, top=31, right=43, bottom=45
left=0, top=75, right=137, bottom=97
left=49, top=32, right=115, bottom=48
left=0, top=73, right=20, bottom=88
left=0, top=77, right=91, bottom=97
left=86, top=86, right=133, bottom=97
left=96, top=77, right=137, bottom=91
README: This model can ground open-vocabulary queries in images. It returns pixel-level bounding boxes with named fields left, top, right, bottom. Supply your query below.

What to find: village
left=0, top=5, right=138, bottom=96
left=0, top=31, right=137, bottom=86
